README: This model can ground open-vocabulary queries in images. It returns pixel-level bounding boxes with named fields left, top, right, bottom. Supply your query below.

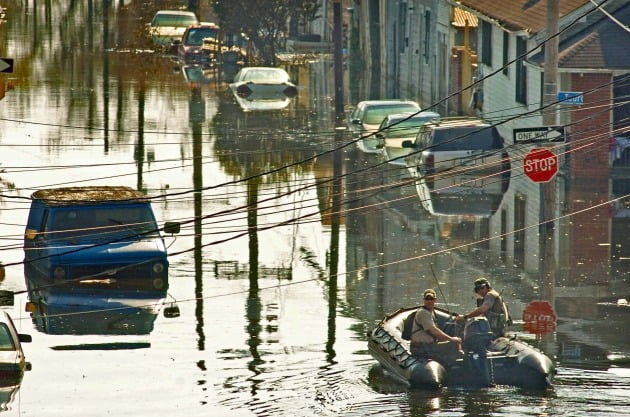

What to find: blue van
left=23, top=186, right=179, bottom=298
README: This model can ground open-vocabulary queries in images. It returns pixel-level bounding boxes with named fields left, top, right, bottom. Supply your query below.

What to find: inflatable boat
left=368, top=306, right=555, bottom=389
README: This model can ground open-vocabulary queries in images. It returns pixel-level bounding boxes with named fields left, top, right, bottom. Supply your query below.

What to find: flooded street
left=0, top=1, right=629, bottom=416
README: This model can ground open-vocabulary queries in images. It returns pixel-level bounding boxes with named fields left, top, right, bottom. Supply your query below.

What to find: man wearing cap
left=409, top=289, right=462, bottom=364
left=456, top=278, right=511, bottom=337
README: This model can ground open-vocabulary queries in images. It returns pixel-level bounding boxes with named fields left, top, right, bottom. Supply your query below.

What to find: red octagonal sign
left=523, top=300, right=557, bottom=335
left=523, top=148, right=558, bottom=183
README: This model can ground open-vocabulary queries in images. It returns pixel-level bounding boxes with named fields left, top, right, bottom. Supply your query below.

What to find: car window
left=241, top=69, right=288, bottom=82
left=363, top=104, right=419, bottom=124
left=0, top=324, right=16, bottom=351
left=152, top=14, right=198, bottom=27
left=184, top=28, right=218, bottom=45
left=385, top=117, right=436, bottom=138
left=431, top=126, right=503, bottom=151
left=49, top=206, right=159, bottom=240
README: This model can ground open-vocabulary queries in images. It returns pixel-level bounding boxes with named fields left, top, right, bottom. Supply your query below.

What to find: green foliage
left=212, top=0, right=320, bottom=65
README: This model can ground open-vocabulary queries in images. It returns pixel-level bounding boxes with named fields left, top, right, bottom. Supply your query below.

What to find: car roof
left=31, top=186, right=147, bottom=205
left=358, top=100, right=420, bottom=107
left=186, top=23, right=219, bottom=29
left=154, top=10, right=197, bottom=17
left=425, top=117, right=488, bottom=130
left=384, top=111, right=440, bottom=122
left=240, top=67, right=286, bottom=72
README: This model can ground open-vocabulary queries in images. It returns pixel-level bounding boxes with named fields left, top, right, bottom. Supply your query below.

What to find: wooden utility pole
left=333, top=0, right=344, bottom=117
left=541, top=0, right=559, bottom=306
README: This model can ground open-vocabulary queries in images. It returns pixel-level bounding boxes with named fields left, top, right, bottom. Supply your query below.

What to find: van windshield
left=49, top=205, right=159, bottom=241
left=432, top=126, right=503, bottom=151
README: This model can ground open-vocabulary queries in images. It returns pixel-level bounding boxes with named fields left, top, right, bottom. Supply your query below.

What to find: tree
left=213, top=0, right=319, bottom=65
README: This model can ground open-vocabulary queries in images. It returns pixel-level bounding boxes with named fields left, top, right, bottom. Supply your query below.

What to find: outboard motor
left=463, top=317, right=493, bottom=354
left=463, top=317, right=494, bottom=387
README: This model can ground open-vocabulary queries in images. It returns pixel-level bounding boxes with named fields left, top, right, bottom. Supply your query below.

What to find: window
left=399, top=2, right=407, bottom=53
left=424, top=10, right=431, bottom=64
left=0, top=324, right=16, bottom=351
left=481, top=20, right=492, bottom=66
left=514, top=194, right=526, bottom=268
left=502, top=31, right=509, bottom=75
left=515, top=36, right=527, bottom=104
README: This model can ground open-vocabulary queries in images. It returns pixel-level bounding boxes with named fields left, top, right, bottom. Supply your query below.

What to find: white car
left=0, top=312, right=31, bottom=377
left=347, top=100, right=421, bottom=153
left=375, top=111, right=440, bottom=166
left=147, top=10, right=199, bottom=47
left=228, top=67, right=298, bottom=111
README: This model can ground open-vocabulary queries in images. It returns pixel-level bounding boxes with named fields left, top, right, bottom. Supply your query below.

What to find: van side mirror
left=350, top=118, right=362, bottom=125
left=164, top=222, right=181, bottom=235
left=402, top=140, right=416, bottom=148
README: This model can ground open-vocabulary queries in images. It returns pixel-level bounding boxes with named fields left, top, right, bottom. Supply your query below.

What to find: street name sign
left=557, top=91, right=583, bottom=105
left=523, top=148, right=558, bottom=183
left=0, top=58, right=13, bottom=73
left=513, top=126, right=565, bottom=144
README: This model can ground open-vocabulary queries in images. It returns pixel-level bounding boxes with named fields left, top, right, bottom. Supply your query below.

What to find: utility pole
left=333, top=0, right=344, bottom=117
left=541, top=0, right=559, bottom=310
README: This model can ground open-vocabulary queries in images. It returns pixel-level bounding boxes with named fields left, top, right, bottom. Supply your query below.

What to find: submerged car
left=403, top=118, right=511, bottom=217
left=375, top=111, right=440, bottom=166
left=170, top=23, right=220, bottom=66
left=0, top=312, right=31, bottom=380
left=147, top=10, right=199, bottom=47
left=23, top=186, right=180, bottom=299
left=347, top=100, right=421, bottom=153
left=403, top=117, right=510, bottom=180
left=228, top=67, right=298, bottom=111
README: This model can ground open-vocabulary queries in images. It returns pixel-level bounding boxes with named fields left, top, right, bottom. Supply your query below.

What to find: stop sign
left=523, top=148, right=558, bottom=183
left=522, top=300, right=557, bottom=335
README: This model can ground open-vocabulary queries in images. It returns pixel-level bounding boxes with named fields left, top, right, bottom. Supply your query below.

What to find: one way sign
left=0, top=58, right=14, bottom=73
left=513, top=126, right=565, bottom=144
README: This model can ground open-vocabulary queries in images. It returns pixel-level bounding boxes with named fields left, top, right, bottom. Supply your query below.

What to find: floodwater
left=0, top=2, right=628, bottom=416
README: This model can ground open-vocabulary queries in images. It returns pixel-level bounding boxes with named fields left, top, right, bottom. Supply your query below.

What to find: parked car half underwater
left=23, top=186, right=180, bottom=300
left=375, top=111, right=441, bottom=166
left=403, top=117, right=510, bottom=179
left=347, top=100, right=421, bottom=154
left=402, top=118, right=511, bottom=218
left=228, top=67, right=298, bottom=111
left=169, top=23, right=220, bottom=66
left=0, top=312, right=32, bottom=383
left=147, top=10, right=199, bottom=47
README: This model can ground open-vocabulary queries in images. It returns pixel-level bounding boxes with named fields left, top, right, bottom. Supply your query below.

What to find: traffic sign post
left=523, top=148, right=558, bottom=183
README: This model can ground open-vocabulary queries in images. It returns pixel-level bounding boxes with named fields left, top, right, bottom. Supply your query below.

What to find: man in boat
left=456, top=277, right=511, bottom=337
left=410, top=289, right=463, bottom=364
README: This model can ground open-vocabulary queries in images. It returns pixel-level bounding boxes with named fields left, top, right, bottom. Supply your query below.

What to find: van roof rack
left=31, top=186, right=146, bottom=205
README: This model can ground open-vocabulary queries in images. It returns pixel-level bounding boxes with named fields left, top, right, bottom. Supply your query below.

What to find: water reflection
left=0, top=382, right=22, bottom=414
left=414, top=169, right=510, bottom=218
left=24, top=283, right=161, bottom=337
